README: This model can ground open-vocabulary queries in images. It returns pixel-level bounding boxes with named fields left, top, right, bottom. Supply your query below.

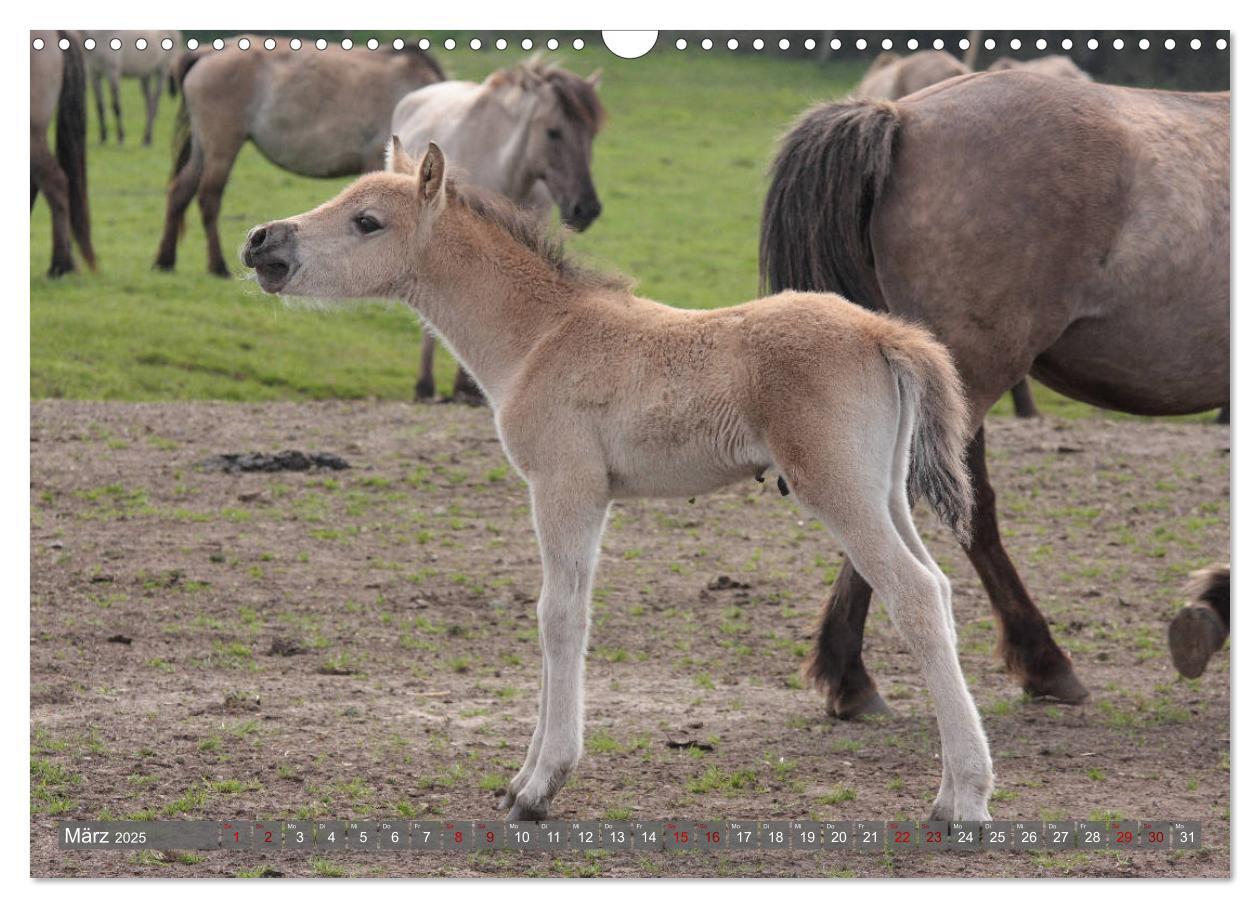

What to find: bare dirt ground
left=30, top=401, right=1230, bottom=878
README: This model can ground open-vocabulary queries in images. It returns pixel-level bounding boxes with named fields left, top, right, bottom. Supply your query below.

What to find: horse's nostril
left=249, top=226, right=268, bottom=249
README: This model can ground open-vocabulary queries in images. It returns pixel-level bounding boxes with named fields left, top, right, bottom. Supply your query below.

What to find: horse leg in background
left=108, top=69, right=124, bottom=144
left=155, top=141, right=204, bottom=270
left=1009, top=378, right=1041, bottom=419
left=504, top=475, right=608, bottom=820
left=1216, top=403, right=1229, bottom=425
left=451, top=365, right=487, bottom=406
left=195, top=133, right=247, bottom=277
left=1168, top=564, right=1230, bottom=679
left=140, top=74, right=159, bottom=146
left=963, top=426, right=1088, bottom=702
left=804, top=562, right=890, bottom=719
left=31, top=133, right=76, bottom=276
left=414, top=333, right=437, bottom=401
left=90, top=68, right=108, bottom=144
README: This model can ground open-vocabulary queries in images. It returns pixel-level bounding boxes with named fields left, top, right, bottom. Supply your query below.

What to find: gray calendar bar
left=57, top=819, right=1205, bottom=851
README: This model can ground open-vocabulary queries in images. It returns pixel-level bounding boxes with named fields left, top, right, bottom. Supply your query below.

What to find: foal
left=242, top=141, right=995, bottom=821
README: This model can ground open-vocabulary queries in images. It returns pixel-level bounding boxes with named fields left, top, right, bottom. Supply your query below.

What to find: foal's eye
left=546, top=128, right=562, bottom=141
left=354, top=214, right=383, bottom=235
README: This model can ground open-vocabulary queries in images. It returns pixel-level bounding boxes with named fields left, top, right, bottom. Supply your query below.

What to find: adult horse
left=392, top=59, right=605, bottom=403
left=83, top=30, right=182, bottom=146
left=761, top=71, right=1228, bottom=717
left=31, top=30, right=95, bottom=277
left=851, top=50, right=969, bottom=101
left=154, top=37, right=444, bottom=277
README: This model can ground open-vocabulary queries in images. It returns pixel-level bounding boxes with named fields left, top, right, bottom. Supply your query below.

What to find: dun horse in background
left=154, top=37, right=444, bottom=277
left=84, top=30, right=182, bottom=146
left=392, top=59, right=606, bottom=403
left=852, top=52, right=1093, bottom=419
left=242, top=140, right=996, bottom=822
left=31, top=31, right=95, bottom=277
left=762, top=71, right=1228, bottom=718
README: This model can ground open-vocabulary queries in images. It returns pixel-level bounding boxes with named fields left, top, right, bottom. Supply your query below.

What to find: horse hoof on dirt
left=1024, top=666, right=1089, bottom=704
left=497, top=792, right=515, bottom=811
left=825, top=685, right=892, bottom=721
left=1168, top=605, right=1227, bottom=679
left=506, top=798, right=549, bottom=821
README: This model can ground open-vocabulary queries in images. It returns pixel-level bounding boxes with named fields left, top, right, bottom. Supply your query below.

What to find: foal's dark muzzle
left=242, top=221, right=297, bottom=293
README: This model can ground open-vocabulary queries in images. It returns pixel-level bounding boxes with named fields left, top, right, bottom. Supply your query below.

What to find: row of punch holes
left=32, top=34, right=1229, bottom=53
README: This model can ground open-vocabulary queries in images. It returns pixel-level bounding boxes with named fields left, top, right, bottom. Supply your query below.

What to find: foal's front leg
left=506, top=477, right=609, bottom=821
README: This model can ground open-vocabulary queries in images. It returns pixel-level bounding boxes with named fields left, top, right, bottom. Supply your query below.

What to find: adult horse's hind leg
left=140, top=74, right=159, bottom=146
left=452, top=366, right=487, bottom=406
left=31, top=135, right=75, bottom=276
left=195, top=134, right=246, bottom=277
left=155, top=140, right=204, bottom=271
left=962, top=427, right=1087, bottom=703
left=1009, top=378, right=1041, bottom=419
left=415, top=333, right=437, bottom=401
left=804, top=564, right=889, bottom=719
left=107, top=70, right=124, bottom=144
left=90, top=68, right=108, bottom=144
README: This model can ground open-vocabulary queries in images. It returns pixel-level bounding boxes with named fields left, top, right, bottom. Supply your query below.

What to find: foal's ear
left=386, top=135, right=417, bottom=175
left=418, top=142, right=447, bottom=206
left=586, top=68, right=603, bottom=89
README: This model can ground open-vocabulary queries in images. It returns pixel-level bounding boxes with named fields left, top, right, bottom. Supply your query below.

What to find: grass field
left=29, top=38, right=1207, bottom=419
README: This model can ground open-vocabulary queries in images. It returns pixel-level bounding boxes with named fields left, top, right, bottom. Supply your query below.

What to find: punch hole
left=753, top=38, right=764, bottom=51
left=264, top=38, right=276, bottom=51
left=522, top=38, right=534, bottom=50
left=1190, top=38, right=1202, bottom=50
left=830, top=38, right=841, bottom=50
left=444, top=38, right=456, bottom=50
left=470, top=38, right=482, bottom=50
left=603, top=30, right=657, bottom=59
left=495, top=38, right=506, bottom=50
left=573, top=37, right=585, bottom=50
left=547, top=38, right=559, bottom=50
left=367, top=38, right=378, bottom=50
left=676, top=38, right=687, bottom=51
left=1036, top=38, right=1047, bottom=50
left=1217, top=38, right=1228, bottom=50
left=341, top=38, right=353, bottom=50
left=1010, top=38, right=1021, bottom=50
left=958, top=38, right=970, bottom=51
left=933, top=38, right=944, bottom=50
left=728, top=38, right=739, bottom=51
left=881, top=38, right=892, bottom=50
left=59, top=37, right=70, bottom=50
left=316, top=38, right=327, bottom=50
left=392, top=38, right=404, bottom=50
left=290, top=38, right=302, bottom=51
left=111, top=38, right=122, bottom=50
left=136, top=38, right=148, bottom=51
left=187, top=38, right=199, bottom=50
left=32, top=37, right=44, bottom=50
left=238, top=38, right=251, bottom=51
left=702, top=38, right=713, bottom=51
left=906, top=38, right=918, bottom=50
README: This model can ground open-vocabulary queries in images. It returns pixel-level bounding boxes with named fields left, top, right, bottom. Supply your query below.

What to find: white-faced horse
left=391, top=59, right=605, bottom=403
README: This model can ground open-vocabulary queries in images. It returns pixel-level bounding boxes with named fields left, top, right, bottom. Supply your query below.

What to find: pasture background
left=28, top=36, right=1193, bottom=419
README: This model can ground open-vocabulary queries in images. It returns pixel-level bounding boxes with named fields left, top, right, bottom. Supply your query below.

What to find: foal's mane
left=447, top=178, right=628, bottom=291
left=489, top=57, right=607, bottom=132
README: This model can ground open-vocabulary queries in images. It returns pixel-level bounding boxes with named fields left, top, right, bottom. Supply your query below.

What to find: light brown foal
left=241, top=141, right=994, bottom=822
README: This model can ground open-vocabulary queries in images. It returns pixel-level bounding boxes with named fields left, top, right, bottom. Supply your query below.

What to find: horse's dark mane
left=448, top=179, right=628, bottom=291
left=392, top=44, right=446, bottom=81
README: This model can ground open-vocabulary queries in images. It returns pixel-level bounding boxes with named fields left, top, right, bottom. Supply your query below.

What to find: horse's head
left=516, top=63, right=606, bottom=232
left=242, top=139, right=447, bottom=299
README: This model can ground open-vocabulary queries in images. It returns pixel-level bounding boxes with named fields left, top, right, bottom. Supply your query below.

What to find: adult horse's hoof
left=825, top=685, right=892, bottom=721
left=413, top=378, right=436, bottom=402
left=47, top=260, right=75, bottom=279
left=1168, top=605, right=1227, bottom=679
left=450, top=388, right=487, bottom=407
left=506, top=798, right=550, bottom=821
left=1023, top=666, right=1089, bottom=704
left=209, top=262, right=231, bottom=279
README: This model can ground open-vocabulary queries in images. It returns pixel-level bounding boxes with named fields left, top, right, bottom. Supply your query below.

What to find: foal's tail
left=881, top=331, right=974, bottom=545
left=55, top=30, right=95, bottom=270
left=759, top=99, right=901, bottom=308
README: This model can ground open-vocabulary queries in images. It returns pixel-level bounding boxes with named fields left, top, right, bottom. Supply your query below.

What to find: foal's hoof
left=825, top=686, right=892, bottom=721
left=1168, top=605, right=1228, bottom=679
left=497, top=791, right=516, bottom=811
left=506, top=798, right=550, bottom=821
left=1023, top=666, right=1090, bottom=704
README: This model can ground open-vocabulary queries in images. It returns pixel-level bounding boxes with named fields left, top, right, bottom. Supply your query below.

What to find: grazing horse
left=154, top=37, right=444, bottom=277
left=30, top=30, right=95, bottom=277
left=241, top=140, right=995, bottom=821
left=761, top=71, right=1228, bottom=718
left=83, top=30, right=182, bottom=146
left=392, top=59, right=605, bottom=403
left=852, top=50, right=969, bottom=101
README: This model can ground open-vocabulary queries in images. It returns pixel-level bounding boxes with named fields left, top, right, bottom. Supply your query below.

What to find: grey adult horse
left=392, top=59, right=606, bottom=403
left=31, top=30, right=95, bottom=277
left=154, top=38, right=445, bottom=277
left=761, top=70, right=1228, bottom=717
left=83, top=30, right=182, bottom=146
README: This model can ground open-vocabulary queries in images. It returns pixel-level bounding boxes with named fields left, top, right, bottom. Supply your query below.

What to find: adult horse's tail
left=882, top=330, right=974, bottom=545
left=759, top=100, right=901, bottom=306
left=55, top=30, right=95, bottom=270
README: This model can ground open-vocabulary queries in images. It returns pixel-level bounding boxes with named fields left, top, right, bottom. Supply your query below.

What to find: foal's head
left=242, top=139, right=449, bottom=300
